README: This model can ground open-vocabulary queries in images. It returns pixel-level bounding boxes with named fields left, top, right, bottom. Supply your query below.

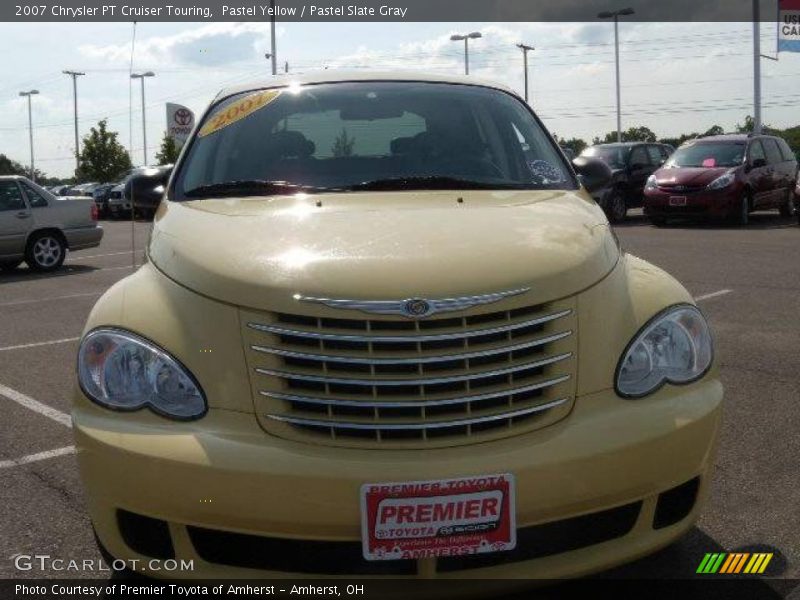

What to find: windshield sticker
left=198, top=90, right=281, bottom=138
left=527, top=159, right=564, bottom=184
left=702, top=158, right=717, bottom=167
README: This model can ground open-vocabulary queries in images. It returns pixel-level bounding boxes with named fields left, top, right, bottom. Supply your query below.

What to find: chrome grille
left=241, top=298, right=577, bottom=448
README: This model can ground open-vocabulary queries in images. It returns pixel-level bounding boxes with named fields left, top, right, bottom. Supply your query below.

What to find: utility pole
left=270, top=0, right=277, bottom=75
left=598, top=7, right=635, bottom=143
left=130, top=72, right=155, bottom=165
left=63, top=70, right=85, bottom=173
left=450, top=32, right=482, bottom=75
left=19, top=90, right=39, bottom=181
left=753, top=0, right=762, bottom=134
left=516, top=43, right=534, bottom=103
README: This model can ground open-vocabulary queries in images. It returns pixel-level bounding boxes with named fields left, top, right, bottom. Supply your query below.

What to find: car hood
left=654, top=166, right=732, bottom=187
left=147, top=190, right=619, bottom=312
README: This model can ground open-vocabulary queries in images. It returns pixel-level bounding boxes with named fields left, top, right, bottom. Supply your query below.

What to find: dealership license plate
left=669, top=196, right=688, bottom=206
left=360, top=474, right=516, bottom=561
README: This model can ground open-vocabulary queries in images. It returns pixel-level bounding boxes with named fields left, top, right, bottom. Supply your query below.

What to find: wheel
left=0, top=260, right=23, bottom=271
left=24, top=232, right=66, bottom=272
left=650, top=217, right=667, bottom=227
left=778, top=188, right=796, bottom=218
left=604, top=191, right=627, bottom=223
left=730, top=192, right=750, bottom=227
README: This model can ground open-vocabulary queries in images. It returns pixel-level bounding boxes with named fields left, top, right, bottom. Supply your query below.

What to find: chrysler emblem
left=293, top=288, right=531, bottom=318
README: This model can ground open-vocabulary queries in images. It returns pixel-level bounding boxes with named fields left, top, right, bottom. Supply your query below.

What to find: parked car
left=644, top=134, right=798, bottom=227
left=796, top=175, right=800, bottom=225
left=74, top=72, right=721, bottom=581
left=0, top=176, right=103, bottom=272
left=578, top=142, right=674, bottom=222
left=49, top=184, right=72, bottom=196
left=106, top=183, right=130, bottom=219
left=92, top=183, right=116, bottom=217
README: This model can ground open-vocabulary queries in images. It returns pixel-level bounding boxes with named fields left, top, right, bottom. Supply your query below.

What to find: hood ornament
left=293, top=288, right=530, bottom=318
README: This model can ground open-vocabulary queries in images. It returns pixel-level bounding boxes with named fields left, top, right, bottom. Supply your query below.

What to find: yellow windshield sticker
left=198, top=90, right=281, bottom=137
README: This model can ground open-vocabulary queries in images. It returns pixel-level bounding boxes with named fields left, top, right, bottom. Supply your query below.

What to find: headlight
left=706, top=171, right=735, bottom=190
left=645, top=174, right=657, bottom=191
left=616, top=305, right=713, bottom=398
left=78, top=328, right=207, bottom=420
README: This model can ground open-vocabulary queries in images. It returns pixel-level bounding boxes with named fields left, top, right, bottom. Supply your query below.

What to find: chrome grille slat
left=266, top=398, right=569, bottom=430
left=255, top=352, right=572, bottom=386
left=247, top=308, right=572, bottom=343
left=251, top=330, right=572, bottom=365
left=259, top=375, right=571, bottom=408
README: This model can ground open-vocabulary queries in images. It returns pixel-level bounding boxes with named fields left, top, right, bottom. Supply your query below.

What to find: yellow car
left=73, top=72, right=722, bottom=581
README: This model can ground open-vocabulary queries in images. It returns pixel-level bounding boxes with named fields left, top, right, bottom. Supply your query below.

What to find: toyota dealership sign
left=166, top=102, right=195, bottom=149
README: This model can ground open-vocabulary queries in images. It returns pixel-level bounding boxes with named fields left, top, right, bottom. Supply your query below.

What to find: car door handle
left=15, top=212, right=31, bottom=219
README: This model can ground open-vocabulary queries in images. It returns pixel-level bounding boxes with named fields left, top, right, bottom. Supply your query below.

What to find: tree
left=594, top=126, right=657, bottom=144
left=155, top=132, right=180, bottom=165
left=76, top=119, right=133, bottom=183
left=331, top=128, right=355, bottom=157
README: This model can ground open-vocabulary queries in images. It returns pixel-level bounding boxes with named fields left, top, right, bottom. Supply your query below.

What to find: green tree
left=155, top=132, right=180, bottom=165
left=76, top=119, right=132, bottom=183
left=331, top=128, right=355, bottom=157
left=594, top=126, right=658, bottom=144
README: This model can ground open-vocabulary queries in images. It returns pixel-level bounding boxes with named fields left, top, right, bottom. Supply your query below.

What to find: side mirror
left=572, top=156, right=613, bottom=193
left=124, top=166, right=173, bottom=205
left=750, top=157, right=767, bottom=169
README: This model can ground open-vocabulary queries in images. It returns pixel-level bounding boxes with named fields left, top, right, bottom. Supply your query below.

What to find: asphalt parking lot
left=0, top=211, right=798, bottom=589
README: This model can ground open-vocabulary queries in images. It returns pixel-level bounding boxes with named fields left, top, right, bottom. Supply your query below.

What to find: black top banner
left=4, top=0, right=780, bottom=22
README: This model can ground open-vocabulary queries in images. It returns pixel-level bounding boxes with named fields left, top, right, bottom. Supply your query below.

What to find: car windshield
left=174, top=81, right=574, bottom=199
left=665, top=142, right=745, bottom=168
left=580, top=146, right=628, bottom=169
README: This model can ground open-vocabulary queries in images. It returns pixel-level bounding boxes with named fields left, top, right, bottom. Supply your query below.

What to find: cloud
left=79, top=23, right=271, bottom=67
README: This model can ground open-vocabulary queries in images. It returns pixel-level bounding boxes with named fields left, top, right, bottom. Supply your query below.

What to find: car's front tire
left=731, top=192, right=750, bottom=227
left=778, top=188, right=796, bottom=218
left=651, top=216, right=667, bottom=227
left=604, top=190, right=627, bottom=223
left=25, top=231, right=66, bottom=272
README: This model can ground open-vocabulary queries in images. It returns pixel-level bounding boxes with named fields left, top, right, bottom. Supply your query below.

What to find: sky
left=1, top=18, right=798, bottom=178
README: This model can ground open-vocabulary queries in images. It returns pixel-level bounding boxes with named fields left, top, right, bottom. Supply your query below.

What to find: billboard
left=779, top=0, right=800, bottom=52
left=166, top=103, right=195, bottom=149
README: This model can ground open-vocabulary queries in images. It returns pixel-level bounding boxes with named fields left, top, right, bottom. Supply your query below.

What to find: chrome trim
left=266, top=398, right=569, bottom=430
left=293, top=288, right=531, bottom=318
left=260, top=375, right=571, bottom=408
left=251, top=330, right=572, bottom=365
left=248, top=309, right=572, bottom=343
left=255, top=352, right=572, bottom=386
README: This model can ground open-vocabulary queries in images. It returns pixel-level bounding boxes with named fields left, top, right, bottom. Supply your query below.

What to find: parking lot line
left=66, top=250, right=133, bottom=261
left=0, top=293, right=100, bottom=308
left=694, top=289, right=733, bottom=302
left=0, top=338, right=80, bottom=352
left=0, top=446, right=75, bottom=470
left=0, top=383, right=72, bottom=428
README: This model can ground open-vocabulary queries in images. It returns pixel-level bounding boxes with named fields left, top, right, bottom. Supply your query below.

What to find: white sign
left=779, top=0, right=800, bottom=52
left=166, top=103, right=195, bottom=149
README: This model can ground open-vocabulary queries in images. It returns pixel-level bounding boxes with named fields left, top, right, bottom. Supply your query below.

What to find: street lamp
left=19, top=90, right=39, bottom=181
left=130, top=71, right=155, bottom=165
left=516, top=43, right=535, bottom=104
left=598, top=7, right=634, bottom=143
left=63, top=70, right=85, bottom=173
left=450, top=31, right=482, bottom=75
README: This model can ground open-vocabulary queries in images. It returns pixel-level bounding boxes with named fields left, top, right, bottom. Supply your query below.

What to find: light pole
left=270, top=0, right=277, bottom=75
left=752, top=0, right=762, bottom=134
left=598, top=7, right=634, bottom=143
left=450, top=31, right=482, bottom=75
left=130, top=71, right=155, bottom=165
left=19, top=90, right=39, bottom=181
left=63, top=70, right=85, bottom=173
left=516, top=43, right=534, bottom=103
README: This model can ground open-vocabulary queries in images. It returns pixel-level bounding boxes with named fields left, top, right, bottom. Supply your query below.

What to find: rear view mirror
left=124, top=166, right=173, bottom=206
left=572, top=156, right=613, bottom=193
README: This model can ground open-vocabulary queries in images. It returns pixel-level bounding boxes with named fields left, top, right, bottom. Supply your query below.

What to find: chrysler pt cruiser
left=74, top=73, right=722, bottom=581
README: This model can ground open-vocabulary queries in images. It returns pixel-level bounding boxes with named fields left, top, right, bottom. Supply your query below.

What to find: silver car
left=106, top=183, right=131, bottom=218
left=0, top=176, right=104, bottom=272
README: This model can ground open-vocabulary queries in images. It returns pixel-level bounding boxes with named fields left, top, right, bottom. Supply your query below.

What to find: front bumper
left=73, top=378, right=722, bottom=580
left=644, top=187, right=739, bottom=218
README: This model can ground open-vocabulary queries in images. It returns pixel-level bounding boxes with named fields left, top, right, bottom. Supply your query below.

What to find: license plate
left=669, top=196, right=687, bottom=206
left=360, top=474, right=515, bottom=561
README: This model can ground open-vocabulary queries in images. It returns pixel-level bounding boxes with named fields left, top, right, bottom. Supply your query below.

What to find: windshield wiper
left=344, top=176, right=529, bottom=192
left=183, top=180, right=331, bottom=198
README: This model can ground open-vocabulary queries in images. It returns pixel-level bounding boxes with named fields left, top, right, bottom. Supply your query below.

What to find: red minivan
left=644, top=134, right=798, bottom=226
